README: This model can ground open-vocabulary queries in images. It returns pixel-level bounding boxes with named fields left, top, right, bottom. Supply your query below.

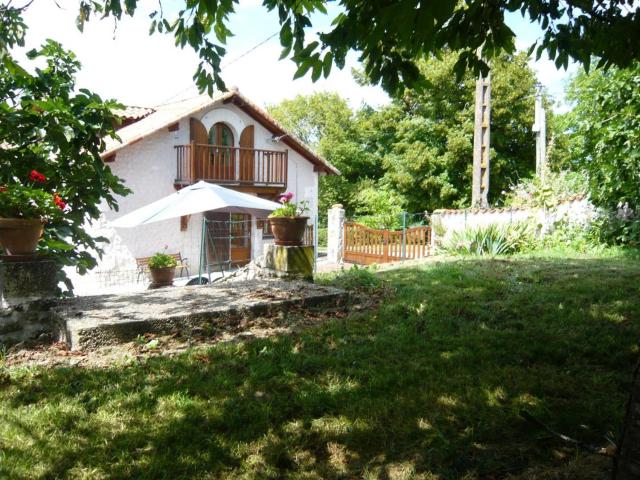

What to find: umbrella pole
left=199, top=217, right=206, bottom=281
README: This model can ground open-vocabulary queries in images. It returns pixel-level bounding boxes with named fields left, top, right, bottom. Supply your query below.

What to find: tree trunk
left=613, top=358, right=640, bottom=480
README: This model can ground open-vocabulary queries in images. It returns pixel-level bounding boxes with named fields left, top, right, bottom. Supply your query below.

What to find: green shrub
left=148, top=252, right=177, bottom=269
left=536, top=219, right=602, bottom=253
left=353, top=183, right=404, bottom=229
left=590, top=209, right=640, bottom=247
left=444, top=223, right=534, bottom=256
left=504, top=170, right=588, bottom=209
left=317, top=265, right=383, bottom=293
left=317, top=227, right=327, bottom=248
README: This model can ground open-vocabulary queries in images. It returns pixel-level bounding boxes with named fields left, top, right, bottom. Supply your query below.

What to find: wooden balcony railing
left=175, top=143, right=288, bottom=187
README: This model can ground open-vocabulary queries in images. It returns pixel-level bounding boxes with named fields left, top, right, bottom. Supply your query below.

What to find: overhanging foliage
left=75, top=0, right=640, bottom=95
left=0, top=4, right=130, bottom=291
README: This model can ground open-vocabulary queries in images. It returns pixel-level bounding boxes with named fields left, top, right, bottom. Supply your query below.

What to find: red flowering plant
left=268, top=192, right=310, bottom=217
left=0, top=170, right=67, bottom=221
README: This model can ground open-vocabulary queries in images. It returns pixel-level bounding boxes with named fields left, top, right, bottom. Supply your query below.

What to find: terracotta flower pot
left=0, top=218, right=45, bottom=255
left=149, top=266, right=176, bottom=286
left=269, top=216, right=309, bottom=246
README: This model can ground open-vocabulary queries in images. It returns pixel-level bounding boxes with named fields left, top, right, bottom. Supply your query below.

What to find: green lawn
left=2, top=252, right=640, bottom=479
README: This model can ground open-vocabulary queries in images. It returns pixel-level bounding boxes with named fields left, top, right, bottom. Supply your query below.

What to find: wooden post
left=284, top=150, right=288, bottom=186
left=382, top=230, right=389, bottom=263
left=533, top=87, right=547, bottom=181
left=472, top=72, right=491, bottom=208
left=189, top=140, right=196, bottom=183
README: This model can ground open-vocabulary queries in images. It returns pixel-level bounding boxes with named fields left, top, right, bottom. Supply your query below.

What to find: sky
left=19, top=0, right=577, bottom=111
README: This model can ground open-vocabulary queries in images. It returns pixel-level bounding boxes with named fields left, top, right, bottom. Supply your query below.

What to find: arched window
left=209, top=122, right=234, bottom=146
left=208, top=122, right=234, bottom=180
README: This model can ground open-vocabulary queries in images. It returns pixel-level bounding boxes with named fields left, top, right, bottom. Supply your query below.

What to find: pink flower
left=279, top=192, right=294, bottom=203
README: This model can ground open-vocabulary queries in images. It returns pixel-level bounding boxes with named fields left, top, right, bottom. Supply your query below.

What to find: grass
left=2, top=251, right=640, bottom=479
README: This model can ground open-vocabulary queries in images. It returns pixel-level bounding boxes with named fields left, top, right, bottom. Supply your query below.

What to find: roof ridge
left=152, top=93, right=215, bottom=109
left=116, top=104, right=155, bottom=109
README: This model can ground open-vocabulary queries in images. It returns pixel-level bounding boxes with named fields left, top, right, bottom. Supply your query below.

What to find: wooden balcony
left=175, top=143, right=288, bottom=190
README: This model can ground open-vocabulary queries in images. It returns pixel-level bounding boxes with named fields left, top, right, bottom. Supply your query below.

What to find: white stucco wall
left=430, top=197, right=597, bottom=247
left=68, top=100, right=321, bottom=294
left=207, top=106, right=319, bottom=221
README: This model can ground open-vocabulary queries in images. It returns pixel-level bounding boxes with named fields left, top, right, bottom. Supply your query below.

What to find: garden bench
left=135, top=253, right=189, bottom=281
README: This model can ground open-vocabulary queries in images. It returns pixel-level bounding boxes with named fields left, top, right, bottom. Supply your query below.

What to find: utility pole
left=533, top=85, right=546, bottom=180
left=472, top=72, right=491, bottom=208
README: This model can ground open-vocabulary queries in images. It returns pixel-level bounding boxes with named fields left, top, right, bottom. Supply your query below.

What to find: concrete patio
left=55, top=279, right=347, bottom=350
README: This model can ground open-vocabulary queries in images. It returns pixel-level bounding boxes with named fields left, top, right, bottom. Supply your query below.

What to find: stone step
left=55, top=280, right=347, bottom=350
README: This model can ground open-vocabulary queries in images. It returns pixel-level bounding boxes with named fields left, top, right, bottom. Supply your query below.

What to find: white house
left=73, top=88, right=338, bottom=293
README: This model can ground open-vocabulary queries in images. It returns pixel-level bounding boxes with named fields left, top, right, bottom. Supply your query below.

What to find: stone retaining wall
left=0, top=300, right=64, bottom=347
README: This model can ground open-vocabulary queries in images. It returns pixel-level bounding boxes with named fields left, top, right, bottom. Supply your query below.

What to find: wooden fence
left=303, top=224, right=314, bottom=247
left=343, top=222, right=431, bottom=265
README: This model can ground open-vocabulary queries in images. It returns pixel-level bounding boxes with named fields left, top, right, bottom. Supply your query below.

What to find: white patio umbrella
left=109, top=181, right=282, bottom=228
left=109, top=181, right=283, bottom=281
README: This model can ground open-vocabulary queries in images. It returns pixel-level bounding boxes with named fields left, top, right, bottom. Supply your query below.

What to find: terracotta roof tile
left=114, top=105, right=156, bottom=121
left=104, top=93, right=230, bottom=155
left=431, top=194, right=588, bottom=215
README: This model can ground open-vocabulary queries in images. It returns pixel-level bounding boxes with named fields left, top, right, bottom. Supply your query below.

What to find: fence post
left=383, top=230, right=390, bottom=263
left=401, top=211, right=407, bottom=260
left=313, top=214, right=318, bottom=272
left=428, top=211, right=437, bottom=252
left=189, top=140, right=196, bottom=183
left=198, top=216, right=206, bottom=280
left=327, top=204, right=345, bottom=264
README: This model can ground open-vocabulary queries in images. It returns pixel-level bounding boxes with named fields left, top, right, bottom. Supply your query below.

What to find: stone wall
left=0, top=259, right=64, bottom=346
left=0, top=300, right=63, bottom=347
left=431, top=196, right=597, bottom=245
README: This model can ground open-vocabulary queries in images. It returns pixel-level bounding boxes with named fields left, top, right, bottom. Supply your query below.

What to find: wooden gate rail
left=343, top=222, right=431, bottom=265
left=303, top=224, right=314, bottom=247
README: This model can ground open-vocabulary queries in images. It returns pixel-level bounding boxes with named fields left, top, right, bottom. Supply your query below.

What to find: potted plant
left=148, top=250, right=178, bottom=286
left=268, top=192, right=310, bottom=246
left=0, top=170, right=66, bottom=256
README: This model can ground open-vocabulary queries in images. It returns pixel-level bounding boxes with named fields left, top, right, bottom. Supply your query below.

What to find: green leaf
left=279, top=20, right=293, bottom=48
left=311, top=61, right=322, bottom=82
left=293, top=60, right=313, bottom=80
left=322, top=51, right=333, bottom=77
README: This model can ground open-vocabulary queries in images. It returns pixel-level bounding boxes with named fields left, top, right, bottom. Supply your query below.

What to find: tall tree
left=379, top=51, right=540, bottom=212
left=268, top=93, right=384, bottom=220
left=74, top=0, right=640, bottom=95
left=268, top=52, right=541, bottom=219
left=566, top=63, right=640, bottom=246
